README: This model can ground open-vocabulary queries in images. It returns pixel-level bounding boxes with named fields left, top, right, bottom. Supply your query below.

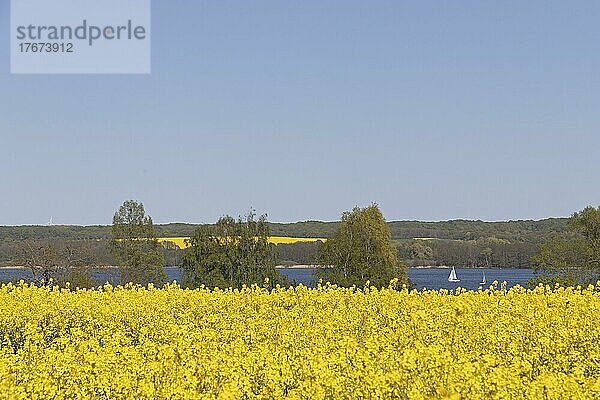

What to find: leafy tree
left=571, top=206, right=600, bottom=242
left=109, top=200, right=166, bottom=285
left=480, top=247, right=493, bottom=268
left=317, top=204, right=407, bottom=288
left=182, top=211, right=283, bottom=288
left=532, top=206, right=600, bottom=284
left=161, top=240, right=184, bottom=266
left=409, top=241, right=433, bottom=261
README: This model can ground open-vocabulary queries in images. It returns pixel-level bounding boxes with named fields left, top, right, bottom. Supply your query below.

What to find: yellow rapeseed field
left=1, top=282, right=600, bottom=399
left=158, top=237, right=326, bottom=249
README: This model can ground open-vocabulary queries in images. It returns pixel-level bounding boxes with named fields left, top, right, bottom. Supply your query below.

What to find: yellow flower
left=1, top=282, right=600, bottom=398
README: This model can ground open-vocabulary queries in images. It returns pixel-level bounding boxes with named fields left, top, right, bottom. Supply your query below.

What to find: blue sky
left=1, top=1, right=599, bottom=225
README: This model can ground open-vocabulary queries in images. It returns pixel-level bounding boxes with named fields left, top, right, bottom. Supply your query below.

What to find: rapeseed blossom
left=157, top=236, right=325, bottom=249
left=0, top=282, right=599, bottom=399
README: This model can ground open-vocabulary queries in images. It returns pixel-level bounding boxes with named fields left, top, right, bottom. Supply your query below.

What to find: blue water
left=406, top=268, right=535, bottom=291
left=278, top=267, right=535, bottom=290
left=0, top=267, right=535, bottom=291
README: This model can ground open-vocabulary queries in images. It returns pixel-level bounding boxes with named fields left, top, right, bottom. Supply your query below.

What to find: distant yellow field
left=158, top=236, right=326, bottom=249
left=268, top=236, right=327, bottom=245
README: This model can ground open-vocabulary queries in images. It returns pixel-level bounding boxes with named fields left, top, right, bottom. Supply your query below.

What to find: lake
left=405, top=267, right=535, bottom=291
left=279, top=267, right=535, bottom=290
left=0, top=266, right=536, bottom=290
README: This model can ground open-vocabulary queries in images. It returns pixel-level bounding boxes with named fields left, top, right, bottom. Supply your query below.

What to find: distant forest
left=0, top=218, right=570, bottom=268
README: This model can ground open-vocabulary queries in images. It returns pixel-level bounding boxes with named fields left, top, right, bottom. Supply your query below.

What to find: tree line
left=4, top=200, right=599, bottom=288
left=0, top=218, right=569, bottom=244
left=0, top=216, right=571, bottom=269
left=397, top=238, right=538, bottom=268
left=529, top=206, right=600, bottom=286
left=7, top=201, right=407, bottom=289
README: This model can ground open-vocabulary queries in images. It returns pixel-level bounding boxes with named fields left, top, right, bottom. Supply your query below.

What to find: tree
left=409, top=241, right=433, bottom=261
left=109, top=200, right=166, bottom=285
left=274, top=241, right=323, bottom=265
left=571, top=206, right=600, bottom=242
left=317, top=204, right=407, bottom=288
left=181, top=211, right=283, bottom=288
left=532, top=206, right=600, bottom=284
left=19, top=239, right=98, bottom=287
left=480, top=247, right=493, bottom=268
left=161, top=240, right=184, bottom=266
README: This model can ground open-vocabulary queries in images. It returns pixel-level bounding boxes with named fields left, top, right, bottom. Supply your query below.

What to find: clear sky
left=1, top=1, right=599, bottom=225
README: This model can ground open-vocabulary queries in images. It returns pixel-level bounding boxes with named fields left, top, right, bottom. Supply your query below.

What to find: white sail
left=480, top=272, right=486, bottom=285
left=448, top=267, right=460, bottom=282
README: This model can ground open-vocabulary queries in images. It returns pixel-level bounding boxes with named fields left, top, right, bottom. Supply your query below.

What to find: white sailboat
left=448, top=267, right=460, bottom=282
left=480, top=271, right=487, bottom=285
